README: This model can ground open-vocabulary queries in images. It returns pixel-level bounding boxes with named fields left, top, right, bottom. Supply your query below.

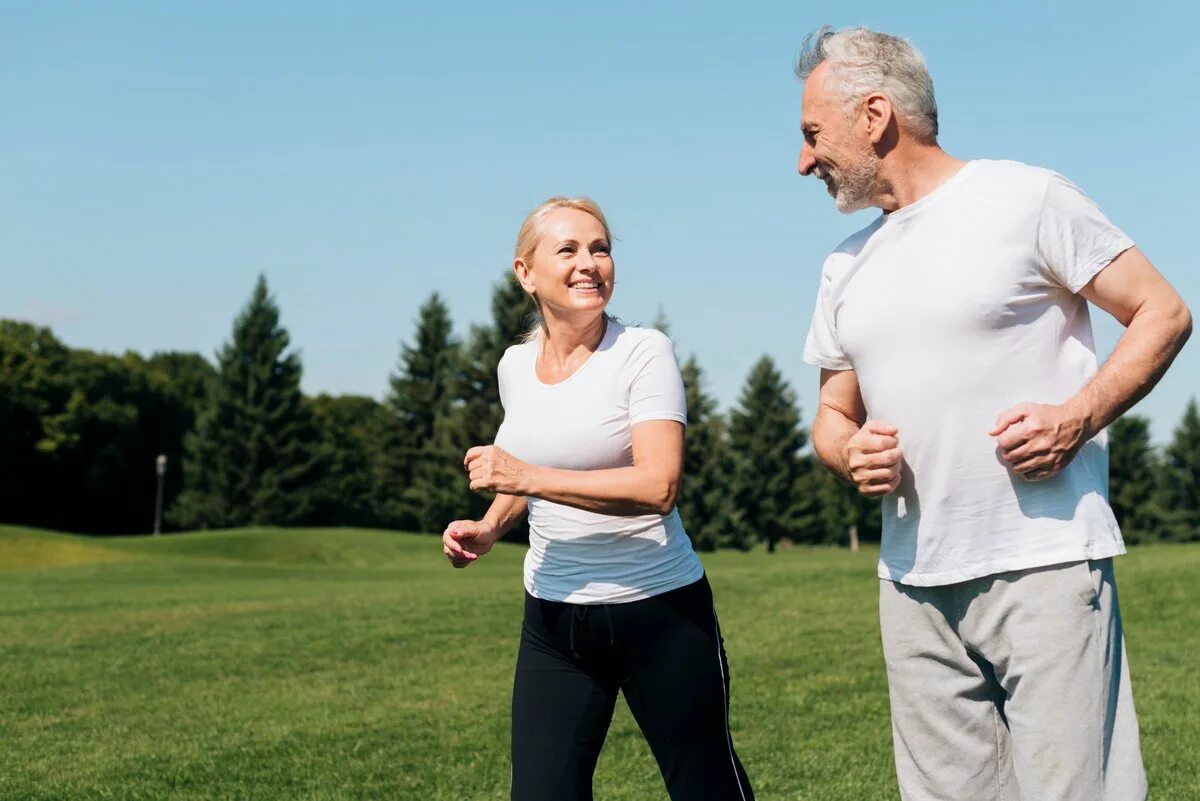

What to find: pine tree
left=678, top=356, right=737, bottom=551
left=375, top=293, right=461, bottom=531
left=1108, top=414, right=1163, bottom=544
left=441, top=273, right=535, bottom=527
left=728, top=356, right=808, bottom=552
left=171, top=275, right=322, bottom=529
left=1158, top=399, right=1200, bottom=542
left=454, top=274, right=533, bottom=450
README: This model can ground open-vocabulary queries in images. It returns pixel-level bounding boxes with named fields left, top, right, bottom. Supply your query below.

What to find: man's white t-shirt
left=494, top=321, right=703, bottom=604
left=804, top=159, right=1134, bottom=586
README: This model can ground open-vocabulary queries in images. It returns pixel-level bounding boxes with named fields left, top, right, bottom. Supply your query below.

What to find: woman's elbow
left=649, top=478, right=679, bottom=517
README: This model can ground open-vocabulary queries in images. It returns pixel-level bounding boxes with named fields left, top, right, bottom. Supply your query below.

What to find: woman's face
left=516, top=207, right=614, bottom=322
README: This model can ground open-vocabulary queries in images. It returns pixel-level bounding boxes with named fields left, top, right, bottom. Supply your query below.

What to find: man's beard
left=815, top=149, right=881, bottom=214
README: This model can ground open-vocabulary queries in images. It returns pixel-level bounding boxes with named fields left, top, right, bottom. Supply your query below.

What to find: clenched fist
left=990, top=402, right=1086, bottom=481
left=843, top=420, right=903, bottom=497
left=464, top=445, right=534, bottom=495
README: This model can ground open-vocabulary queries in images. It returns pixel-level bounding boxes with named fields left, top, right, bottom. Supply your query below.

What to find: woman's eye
left=557, top=247, right=574, bottom=255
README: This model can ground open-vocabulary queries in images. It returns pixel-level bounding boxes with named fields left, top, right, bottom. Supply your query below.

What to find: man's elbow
left=1174, top=299, right=1193, bottom=347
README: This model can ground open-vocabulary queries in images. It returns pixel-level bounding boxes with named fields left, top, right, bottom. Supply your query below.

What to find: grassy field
left=1, top=525, right=1197, bottom=800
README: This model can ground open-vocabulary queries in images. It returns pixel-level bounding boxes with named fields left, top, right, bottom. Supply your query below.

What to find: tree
left=439, top=274, right=535, bottom=528
left=453, top=273, right=534, bottom=447
left=170, top=275, right=323, bottom=529
left=728, top=356, right=808, bottom=552
left=796, top=465, right=882, bottom=546
left=678, top=356, right=737, bottom=551
left=0, top=321, right=70, bottom=528
left=375, top=292, right=461, bottom=531
left=1107, top=415, right=1164, bottom=544
left=1158, top=399, right=1200, bottom=542
left=309, top=394, right=385, bottom=528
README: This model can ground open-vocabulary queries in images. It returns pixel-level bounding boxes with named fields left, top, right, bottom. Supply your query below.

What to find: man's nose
left=797, top=141, right=817, bottom=176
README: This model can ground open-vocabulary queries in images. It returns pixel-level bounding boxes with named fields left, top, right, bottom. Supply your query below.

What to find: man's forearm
left=813, top=405, right=861, bottom=484
left=1067, top=300, right=1192, bottom=439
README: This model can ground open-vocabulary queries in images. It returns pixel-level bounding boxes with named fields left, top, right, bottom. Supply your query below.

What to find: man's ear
left=862, top=93, right=894, bottom=144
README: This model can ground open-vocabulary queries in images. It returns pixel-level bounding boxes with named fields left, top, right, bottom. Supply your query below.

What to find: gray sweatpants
left=879, top=559, right=1146, bottom=801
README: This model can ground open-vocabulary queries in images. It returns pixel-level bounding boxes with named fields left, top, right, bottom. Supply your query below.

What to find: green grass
left=0, top=525, right=1196, bottom=800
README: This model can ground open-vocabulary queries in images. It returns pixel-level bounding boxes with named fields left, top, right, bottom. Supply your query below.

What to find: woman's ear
left=513, top=259, right=537, bottom=295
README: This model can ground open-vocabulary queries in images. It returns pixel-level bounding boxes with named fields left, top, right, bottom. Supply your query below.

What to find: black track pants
left=510, top=575, right=755, bottom=801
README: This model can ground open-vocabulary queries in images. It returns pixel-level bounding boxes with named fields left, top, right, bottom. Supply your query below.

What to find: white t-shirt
left=494, top=321, right=704, bottom=604
left=804, top=159, right=1134, bottom=586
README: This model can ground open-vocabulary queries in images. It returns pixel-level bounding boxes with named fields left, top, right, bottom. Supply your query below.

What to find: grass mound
left=0, top=526, right=131, bottom=570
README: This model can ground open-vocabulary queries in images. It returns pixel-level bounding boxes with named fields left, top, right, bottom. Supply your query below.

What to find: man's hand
left=464, top=445, right=535, bottom=495
left=442, top=520, right=499, bottom=568
left=843, top=420, right=903, bottom=497
left=990, top=402, right=1087, bottom=481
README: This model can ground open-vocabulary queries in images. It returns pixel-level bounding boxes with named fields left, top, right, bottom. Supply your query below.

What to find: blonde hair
left=514, top=196, right=614, bottom=342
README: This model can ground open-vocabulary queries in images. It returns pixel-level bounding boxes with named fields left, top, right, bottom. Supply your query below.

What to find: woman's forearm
left=483, top=494, right=529, bottom=538
left=525, top=465, right=677, bottom=517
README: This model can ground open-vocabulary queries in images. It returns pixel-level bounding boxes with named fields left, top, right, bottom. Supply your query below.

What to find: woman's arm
left=464, top=419, right=684, bottom=517
left=442, top=493, right=528, bottom=568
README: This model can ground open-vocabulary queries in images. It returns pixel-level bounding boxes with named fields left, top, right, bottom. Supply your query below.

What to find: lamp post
left=154, top=454, right=167, bottom=535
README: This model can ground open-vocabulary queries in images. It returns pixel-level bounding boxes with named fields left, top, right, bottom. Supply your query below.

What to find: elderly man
left=796, top=26, right=1191, bottom=801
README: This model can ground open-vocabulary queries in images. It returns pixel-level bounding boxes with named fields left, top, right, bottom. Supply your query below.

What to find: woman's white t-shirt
left=494, top=321, right=704, bottom=604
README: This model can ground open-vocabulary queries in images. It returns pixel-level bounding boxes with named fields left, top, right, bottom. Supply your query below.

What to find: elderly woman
left=442, top=197, right=755, bottom=801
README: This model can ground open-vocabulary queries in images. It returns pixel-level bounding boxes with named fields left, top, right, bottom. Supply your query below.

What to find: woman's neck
left=540, top=312, right=607, bottom=371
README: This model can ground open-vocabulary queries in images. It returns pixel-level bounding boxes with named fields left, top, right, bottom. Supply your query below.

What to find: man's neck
left=874, top=145, right=966, bottom=213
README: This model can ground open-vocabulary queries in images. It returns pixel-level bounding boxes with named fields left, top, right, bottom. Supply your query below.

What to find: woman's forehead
left=540, top=207, right=606, bottom=241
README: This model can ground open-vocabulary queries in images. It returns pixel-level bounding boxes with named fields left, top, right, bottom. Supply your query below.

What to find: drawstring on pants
left=568, top=604, right=616, bottom=659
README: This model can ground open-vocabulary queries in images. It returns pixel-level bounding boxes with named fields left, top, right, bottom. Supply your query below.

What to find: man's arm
left=993, top=247, right=1192, bottom=480
left=813, top=368, right=903, bottom=497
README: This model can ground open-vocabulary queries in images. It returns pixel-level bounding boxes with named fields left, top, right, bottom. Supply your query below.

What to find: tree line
left=1, top=274, right=1197, bottom=547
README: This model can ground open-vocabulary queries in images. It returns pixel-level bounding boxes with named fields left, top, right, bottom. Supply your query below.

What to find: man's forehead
left=800, top=61, right=833, bottom=121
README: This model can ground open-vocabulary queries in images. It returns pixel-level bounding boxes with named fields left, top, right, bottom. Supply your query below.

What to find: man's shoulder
left=971, top=158, right=1060, bottom=193
left=830, top=212, right=888, bottom=260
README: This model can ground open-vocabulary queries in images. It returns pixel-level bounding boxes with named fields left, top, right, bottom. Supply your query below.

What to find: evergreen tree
left=453, top=274, right=533, bottom=450
left=309, top=394, right=385, bottom=527
left=170, top=275, right=322, bottom=529
left=1158, top=399, right=1200, bottom=542
left=375, top=292, right=461, bottom=530
left=797, top=464, right=882, bottom=546
left=678, top=356, right=737, bottom=551
left=1108, top=415, right=1163, bottom=544
left=728, top=356, right=808, bottom=552
left=442, top=274, right=535, bottom=527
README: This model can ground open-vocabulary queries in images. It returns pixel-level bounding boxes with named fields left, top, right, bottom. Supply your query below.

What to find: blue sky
left=2, top=1, right=1196, bottom=442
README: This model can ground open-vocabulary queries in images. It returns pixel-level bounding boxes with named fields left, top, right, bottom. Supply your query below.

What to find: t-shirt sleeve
left=492, top=350, right=514, bottom=449
left=1036, top=172, right=1134, bottom=294
left=803, top=259, right=853, bottom=371
left=628, top=332, right=688, bottom=427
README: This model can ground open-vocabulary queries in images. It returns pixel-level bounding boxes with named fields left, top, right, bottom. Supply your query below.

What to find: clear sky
left=2, top=1, right=1196, bottom=442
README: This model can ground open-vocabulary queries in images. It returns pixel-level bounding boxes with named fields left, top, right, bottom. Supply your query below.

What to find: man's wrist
left=1062, top=396, right=1099, bottom=443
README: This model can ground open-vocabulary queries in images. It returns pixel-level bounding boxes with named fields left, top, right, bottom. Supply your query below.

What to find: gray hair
left=795, top=26, right=938, bottom=143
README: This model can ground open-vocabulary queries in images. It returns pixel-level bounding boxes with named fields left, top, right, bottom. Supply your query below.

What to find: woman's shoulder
left=498, top=339, right=538, bottom=377
left=611, top=323, right=677, bottom=357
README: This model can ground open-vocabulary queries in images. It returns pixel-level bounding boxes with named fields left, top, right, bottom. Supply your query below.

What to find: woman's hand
left=442, top=519, right=498, bottom=568
left=464, top=445, right=536, bottom=495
